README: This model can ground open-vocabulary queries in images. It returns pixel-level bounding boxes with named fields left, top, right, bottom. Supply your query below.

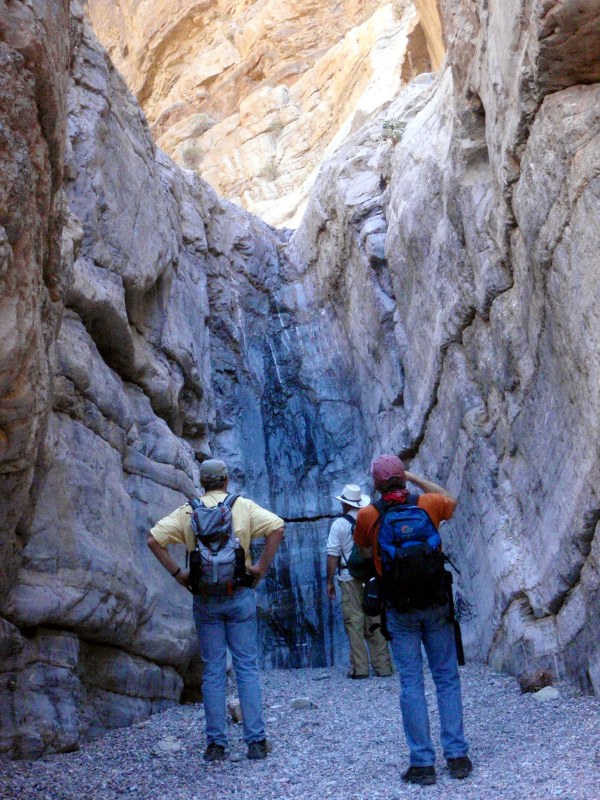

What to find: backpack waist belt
left=197, top=581, right=241, bottom=598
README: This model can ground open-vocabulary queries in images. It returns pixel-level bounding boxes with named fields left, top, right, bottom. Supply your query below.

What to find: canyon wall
left=1, top=0, right=600, bottom=760
left=86, top=0, right=437, bottom=226
left=0, top=0, right=69, bottom=619
left=1, top=2, right=210, bottom=758
left=0, top=2, right=350, bottom=758
left=282, top=0, right=600, bottom=684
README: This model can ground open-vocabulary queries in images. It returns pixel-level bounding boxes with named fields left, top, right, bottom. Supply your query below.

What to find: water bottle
left=234, top=538, right=246, bottom=583
left=363, top=576, right=382, bottom=617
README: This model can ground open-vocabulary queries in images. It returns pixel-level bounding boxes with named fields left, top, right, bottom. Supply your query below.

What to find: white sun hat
left=333, top=483, right=371, bottom=509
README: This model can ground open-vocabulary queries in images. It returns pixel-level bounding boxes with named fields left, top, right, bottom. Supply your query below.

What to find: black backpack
left=339, top=514, right=374, bottom=581
left=376, top=495, right=450, bottom=611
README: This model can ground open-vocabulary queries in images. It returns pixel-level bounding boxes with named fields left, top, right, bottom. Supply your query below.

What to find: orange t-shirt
left=354, top=494, right=456, bottom=576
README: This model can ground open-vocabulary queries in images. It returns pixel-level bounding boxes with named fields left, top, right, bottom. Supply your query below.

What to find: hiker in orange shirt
left=354, top=454, right=471, bottom=786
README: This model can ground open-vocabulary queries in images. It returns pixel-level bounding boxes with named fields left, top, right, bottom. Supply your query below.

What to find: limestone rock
left=518, top=669, right=555, bottom=694
left=281, top=0, right=600, bottom=695
left=87, top=1, right=439, bottom=226
left=291, top=698, right=318, bottom=710
left=152, top=735, right=183, bottom=756
left=0, top=0, right=70, bottom=608
left=0, top=628, right=181, bottom=758
left=533, top=687, right=560, bottom=703
left=413, top=0, right=445, bottom=70
left=227, top=700, right=243, bottom=723
left=1, top=8, right=214, bottom=757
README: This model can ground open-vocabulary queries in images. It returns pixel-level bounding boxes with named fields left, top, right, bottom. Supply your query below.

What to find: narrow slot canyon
left=0, top=0, right=599, bottom=787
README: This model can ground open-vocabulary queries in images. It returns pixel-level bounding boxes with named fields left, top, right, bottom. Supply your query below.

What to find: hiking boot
left=346, top=670, right=369, bottom=679
left=447, top=755, right=472, bottom=779
left=247, top=739, right=268, bottom=760
left=204, top=743, right=226, bottom=762
left=401, top=766, right=436, bottom=786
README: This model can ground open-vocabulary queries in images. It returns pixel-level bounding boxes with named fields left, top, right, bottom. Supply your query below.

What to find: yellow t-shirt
left=150, top=490, right=284, bottom=564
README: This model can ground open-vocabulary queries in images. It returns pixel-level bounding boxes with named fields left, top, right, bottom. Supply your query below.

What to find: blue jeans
left=387, top=603, right=469, bottom=766
left=193, top=588, right=265, bottom=746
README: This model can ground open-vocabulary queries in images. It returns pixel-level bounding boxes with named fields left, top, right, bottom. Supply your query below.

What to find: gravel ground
left=2, top=663, right=600, bottom=800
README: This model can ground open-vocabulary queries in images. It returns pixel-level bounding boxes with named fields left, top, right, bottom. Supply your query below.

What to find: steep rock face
left=0, top=5, right=207, bottom=758
left=0, top=0, right=70, bottom=694
left=86, top=0, right=436, bottom=226
left=413, top=0, right=444, bottom=69
left=1, top=6, right=276, bottom=758
left=436, top=0, right=600, bottom=685
left=283, top=0, right=600, bottom=689
left=87, top=0, right=388, bottom=120
left=2, top=0, right=600, bottom=761
left=0, top=5, right=351, bottom=758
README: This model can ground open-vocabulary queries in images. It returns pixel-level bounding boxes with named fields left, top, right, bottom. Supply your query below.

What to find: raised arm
left=404, top=471, right=456, bottom=503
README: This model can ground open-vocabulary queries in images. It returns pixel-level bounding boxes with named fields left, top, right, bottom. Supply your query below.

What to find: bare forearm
left=255, top=527, right=284, bottom=573
left=404, top=471, right=455, bottom=501
left=327, top=555, right=340, bottom=584
left=147, top=535, right=190, bottom=589
left=147, top=535, right=179, bottom=574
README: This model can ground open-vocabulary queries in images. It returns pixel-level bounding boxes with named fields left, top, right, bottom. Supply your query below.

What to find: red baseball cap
left=371, top=454, right=405, bottom=487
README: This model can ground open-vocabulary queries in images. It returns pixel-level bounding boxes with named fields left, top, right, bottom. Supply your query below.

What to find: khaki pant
left=340, top=578, right=393, bottom=676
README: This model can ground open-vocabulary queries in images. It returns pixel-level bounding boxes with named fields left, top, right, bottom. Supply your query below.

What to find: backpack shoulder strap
left=338, top=514, right=357, bottom=570
left=221, top=493, right=239, bottom=509
left=194, top=493, right=239, bottom=509
left=373, top=499, right=387, bottom=515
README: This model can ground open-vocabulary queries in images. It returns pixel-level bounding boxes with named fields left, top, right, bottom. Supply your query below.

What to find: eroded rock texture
left=0, top=3, right=347, bottom=758
left=281, top=0, right=600, bottom=690
left=86, top=0, right=436, bottom=226
left=1, top=4, right=204, bottom=758
left=1, top=0, right=600, bottom=761
left=0, top=0, right=69, bottom=605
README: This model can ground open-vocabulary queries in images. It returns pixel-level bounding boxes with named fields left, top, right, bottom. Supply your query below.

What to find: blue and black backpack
left=376, top=494, right=450, bottom=611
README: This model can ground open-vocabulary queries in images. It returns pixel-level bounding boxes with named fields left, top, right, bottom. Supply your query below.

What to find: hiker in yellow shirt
left=148, top=459, right=284, bottom=762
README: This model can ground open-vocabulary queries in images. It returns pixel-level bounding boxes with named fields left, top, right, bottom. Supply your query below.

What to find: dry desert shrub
left=517, top=668, right=555, bottom=693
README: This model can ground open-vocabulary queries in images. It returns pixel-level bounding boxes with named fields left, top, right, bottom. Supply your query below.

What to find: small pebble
left=291, top=697, right=319, bottom=709
left=227, top=700, right=243, bottom=722
left=1, top=664, right=599, bottom=800
left=533, top=686, right=560, bottom=702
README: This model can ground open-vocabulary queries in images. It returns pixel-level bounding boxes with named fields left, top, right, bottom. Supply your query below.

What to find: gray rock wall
left=1, top=0, right=599, bottom=759
left=0, top=5, right=351, bottom=757
left=0, top=0, right=69, bottom=617
left=1, top=5, right=214, bottom=757
left=285, top=0, right=600, bottom=690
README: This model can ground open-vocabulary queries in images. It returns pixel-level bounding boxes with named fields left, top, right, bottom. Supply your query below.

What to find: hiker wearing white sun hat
left=333, top=484, right=371, bottom=508
left=326, top=484, right=393, bottom=679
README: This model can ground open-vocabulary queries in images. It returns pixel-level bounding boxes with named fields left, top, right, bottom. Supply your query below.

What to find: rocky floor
left=2, top=663, right=599, bottom=800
